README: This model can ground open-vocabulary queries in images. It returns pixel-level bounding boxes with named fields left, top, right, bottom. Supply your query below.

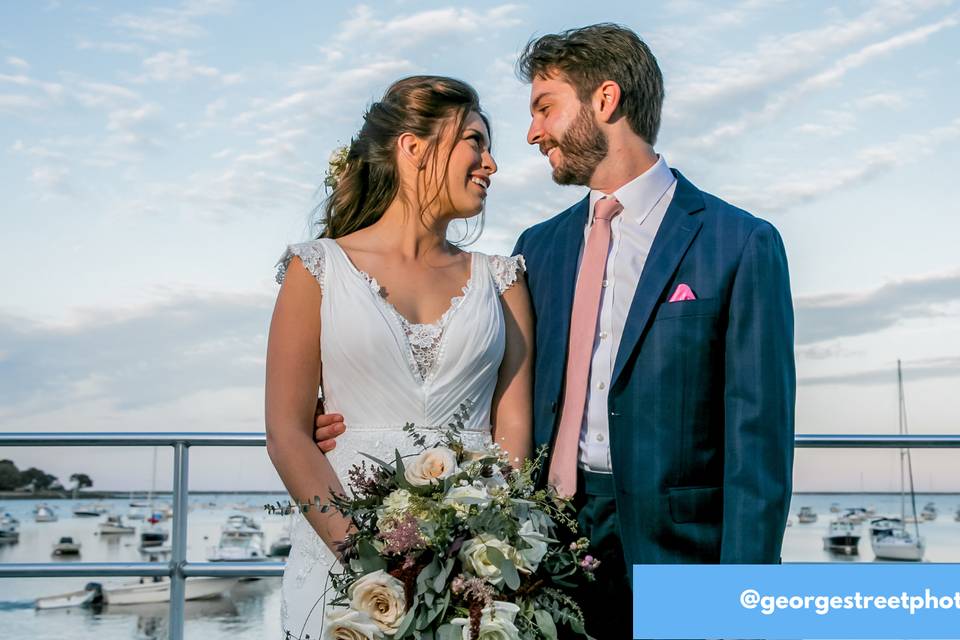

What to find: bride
left=265, top=76, right=534, bottom=639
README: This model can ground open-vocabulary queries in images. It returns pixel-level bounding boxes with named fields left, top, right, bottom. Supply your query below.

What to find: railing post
left=168, top=441, right=190, bottom=640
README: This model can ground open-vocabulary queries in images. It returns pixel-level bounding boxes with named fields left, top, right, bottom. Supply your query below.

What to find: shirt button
left=597, top=381, right=606, bottom=390
left=599, top=331, right=609, bottom=340
left=601, top=279, right=609, bottom=288
left=596, top=434, right=605, bottom=442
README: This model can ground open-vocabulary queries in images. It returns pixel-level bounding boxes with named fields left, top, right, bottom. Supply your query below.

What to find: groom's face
left=527, top=75, right=607, bottom=186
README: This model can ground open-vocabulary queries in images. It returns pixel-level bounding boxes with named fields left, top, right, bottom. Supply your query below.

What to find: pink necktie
left=548, top=196, right=623, bottom=498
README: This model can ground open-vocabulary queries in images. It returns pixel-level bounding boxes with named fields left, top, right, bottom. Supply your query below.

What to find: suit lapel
left=612, top=171, right=705, bottom=386
left=548, top=195, right=590, bottom=360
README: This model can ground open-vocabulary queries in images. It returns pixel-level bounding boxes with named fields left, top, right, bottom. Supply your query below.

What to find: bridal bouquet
left=311, top=404, right=596, bottom=640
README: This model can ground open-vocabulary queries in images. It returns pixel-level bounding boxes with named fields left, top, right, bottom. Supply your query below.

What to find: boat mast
left=898, top=359, right=922, bottom=541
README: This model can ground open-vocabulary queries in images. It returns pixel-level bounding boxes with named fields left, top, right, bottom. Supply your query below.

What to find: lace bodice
left=276, top=241, right=524, bottom=383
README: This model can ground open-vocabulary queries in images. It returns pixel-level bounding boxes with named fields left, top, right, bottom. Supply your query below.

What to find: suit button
left=609, top=411, right=620, bottom=417
left=596, top=434, right=604, bottom=442
left=601, top=279, right=609, bottom=287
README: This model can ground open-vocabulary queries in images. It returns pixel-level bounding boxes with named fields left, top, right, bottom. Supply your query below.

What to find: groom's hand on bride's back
left=313, top=398, right=345, bottom=453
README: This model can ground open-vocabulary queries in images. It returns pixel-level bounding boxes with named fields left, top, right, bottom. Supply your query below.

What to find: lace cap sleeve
left=488, top=254, right=526, bottom=296
left=275, top=240, right=326, bottom=290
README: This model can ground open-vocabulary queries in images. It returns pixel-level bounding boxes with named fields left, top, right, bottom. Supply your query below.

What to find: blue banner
left=633, top=564, right=960, bottom=639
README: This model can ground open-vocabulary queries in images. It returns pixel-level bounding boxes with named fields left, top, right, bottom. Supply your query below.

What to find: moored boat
left=797, top=506, right=817, bottom=523
left=35, top=577, right=240, bottom=609
left=52, top=536, right=81, bottom=556
left=98, top=515, right=135, bottom=535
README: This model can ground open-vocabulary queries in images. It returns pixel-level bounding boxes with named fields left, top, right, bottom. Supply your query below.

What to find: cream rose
left=324, top=607, right=383, bottom=640
left=443, top=482, right=491, bottom=508
left=458, top=534, right=523, bottom=586
left=451, top=601, right=521, bottom=640
left=404, top=447, right=458, bottom=486
left=517, top=520, right=550, bottom=573
left=348, top=570, right=407, bottom=635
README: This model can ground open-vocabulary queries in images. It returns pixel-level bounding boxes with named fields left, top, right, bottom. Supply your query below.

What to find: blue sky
left=1, top=0, right=959, bottom=491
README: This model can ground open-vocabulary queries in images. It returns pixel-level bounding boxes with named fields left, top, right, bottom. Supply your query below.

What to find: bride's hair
left=318, top=75, right=490, bottom=239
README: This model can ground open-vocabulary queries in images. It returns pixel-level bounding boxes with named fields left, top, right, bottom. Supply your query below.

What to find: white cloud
left=138, top=49, right=220, bottom=83
left=724, top=116, right=960, bottom=212
left=76, top=40, right=145, bottom=55
left=333, top=3, right=524, bottom=50
left=28, top=165, right=72, bottom=198
left=674, top=13, right=959, bottom=151
left=795, top=268, right=960, bottom=345
left=112, top=0, right=236, bottom=42
left=667, top=0, right=952, bottom=116
left=5, top=56, right=30, bottom=70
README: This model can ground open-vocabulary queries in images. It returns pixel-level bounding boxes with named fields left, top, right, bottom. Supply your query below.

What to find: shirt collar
left=588, top=155, right=675, bottom=225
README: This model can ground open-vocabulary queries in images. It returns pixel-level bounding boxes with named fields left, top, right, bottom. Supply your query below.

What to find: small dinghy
left=35, top=577, right=240, bottom=609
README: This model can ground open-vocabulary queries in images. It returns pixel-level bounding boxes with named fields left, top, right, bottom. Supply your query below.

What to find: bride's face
left=426, top=111, right=497, bottom=220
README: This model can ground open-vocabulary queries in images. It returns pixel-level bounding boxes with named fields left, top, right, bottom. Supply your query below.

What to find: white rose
left=404, top=447, right=458, bottom=486
left=451, top=601, right=521, bottom=640
left=443, top=482, right=491, bottom=508
left=348, top=570, right=407, bottom=635
left=458, top=535, right=523, bottom=586
left=324, top=607, right=383, bottom=640
left=517, top=520, right=550, bottom=573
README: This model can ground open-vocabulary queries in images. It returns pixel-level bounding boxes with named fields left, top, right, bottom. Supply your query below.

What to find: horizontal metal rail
left=4, top=432, right=960, bottom=448
left=2, top=430, right=959, bottom=640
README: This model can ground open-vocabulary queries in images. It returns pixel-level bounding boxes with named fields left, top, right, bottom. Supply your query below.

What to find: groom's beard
left=551, top=104, right=608, bottom=186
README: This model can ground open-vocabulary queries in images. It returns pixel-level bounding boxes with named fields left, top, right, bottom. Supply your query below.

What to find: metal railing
left=1, top=431, right=959, bottom=639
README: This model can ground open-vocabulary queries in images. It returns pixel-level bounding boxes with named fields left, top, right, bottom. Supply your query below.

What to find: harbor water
left=1, top=492, right=959, bottom=638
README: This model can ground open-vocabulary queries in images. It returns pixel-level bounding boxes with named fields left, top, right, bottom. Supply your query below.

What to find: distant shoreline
left=0, top=490, right=289, bottom=500
left=2, top=490, right=960, bottom=500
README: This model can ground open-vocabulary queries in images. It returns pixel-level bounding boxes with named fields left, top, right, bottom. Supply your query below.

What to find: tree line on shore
left=0, top=459, right=93, bottom=493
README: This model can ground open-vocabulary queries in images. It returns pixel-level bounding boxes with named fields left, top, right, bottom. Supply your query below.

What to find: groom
left=508, top=23, right=795, bottom=637
left=314, top=23, right=795, bottom=638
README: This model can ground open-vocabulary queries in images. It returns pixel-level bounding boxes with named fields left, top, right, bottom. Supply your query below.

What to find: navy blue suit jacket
left=512, top=170, right=795, bottom=565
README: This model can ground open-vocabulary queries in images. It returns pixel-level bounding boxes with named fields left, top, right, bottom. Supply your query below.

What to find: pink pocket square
left=668, top=283, right=696, bottom=302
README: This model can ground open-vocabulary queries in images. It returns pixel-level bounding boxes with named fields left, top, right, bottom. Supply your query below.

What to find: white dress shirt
left=577, top=155, right=677, bottom=472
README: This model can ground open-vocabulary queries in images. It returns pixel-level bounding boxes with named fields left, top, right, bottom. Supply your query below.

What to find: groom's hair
left=517, top=23, right=664, bottom=145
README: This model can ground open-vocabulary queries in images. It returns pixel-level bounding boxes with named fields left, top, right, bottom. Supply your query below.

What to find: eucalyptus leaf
left=437, top=624, right=462, bottom=640
left=395, top=603, right=418, bottom=638
left=533, top=610, right=558, bottom=640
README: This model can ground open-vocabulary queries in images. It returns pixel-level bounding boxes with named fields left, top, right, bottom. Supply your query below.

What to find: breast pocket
left=653, top=297, right=721, bottom=321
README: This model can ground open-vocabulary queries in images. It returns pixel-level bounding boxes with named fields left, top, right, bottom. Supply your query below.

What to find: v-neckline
left=331, top=239, right=476, bottom=329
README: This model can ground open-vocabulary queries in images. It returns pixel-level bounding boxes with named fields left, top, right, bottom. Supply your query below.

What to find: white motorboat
left=269, top=536, right=292, bottom=557
left=35, top=576, right=240, bottom=609
left=871, top=361, right=925, bottom=562
left=829, top=502, right=840, bottom=513
left=72, top=503, right=108, bottom=518
left=98, top=515, right=136, bottom=535
left=52, top=536, right=81, bottom=556
left=822, top=518, right=861, bottom=555
left=208, top=514, right=267, bottom=562
left=796, top=506, right=817, bottom=523
left=126, top=507, right=146, bottom=520
left=0, top=512, right=20, bottom=542
left=920, top=502, right=937, bottom=521
left=139, top=525, right=169, bottom=548
left=841, top=507, right=870, bottom=524
left=34, top=503, right=58, bottom=522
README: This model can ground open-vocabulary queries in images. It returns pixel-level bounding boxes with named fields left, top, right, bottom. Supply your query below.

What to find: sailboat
left=139, top=447, right=169, bottom=550
left=870, top=360, right=925, bottom=561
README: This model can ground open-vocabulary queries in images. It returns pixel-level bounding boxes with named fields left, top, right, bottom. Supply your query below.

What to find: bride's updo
left=319, top=75, right=488, bottom=239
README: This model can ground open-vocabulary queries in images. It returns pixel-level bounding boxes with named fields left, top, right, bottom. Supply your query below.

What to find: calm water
left=1, top=493, right=959, bottom=638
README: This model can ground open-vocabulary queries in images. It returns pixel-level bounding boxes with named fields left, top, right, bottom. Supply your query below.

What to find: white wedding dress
left=274, top=237, right=525, bottom=639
